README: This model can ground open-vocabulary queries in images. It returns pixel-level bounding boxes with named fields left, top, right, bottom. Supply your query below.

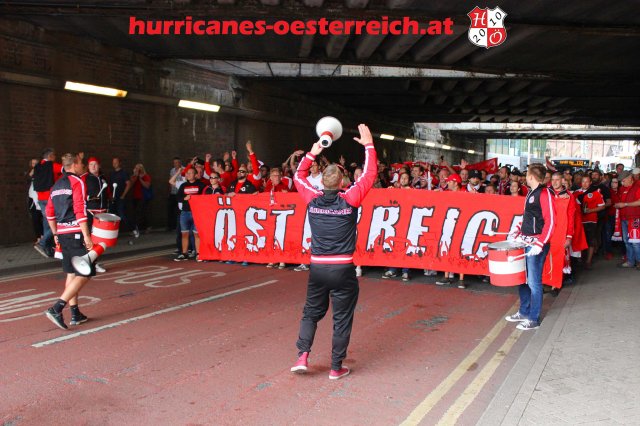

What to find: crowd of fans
left=25, top=144, right=640, bottom=288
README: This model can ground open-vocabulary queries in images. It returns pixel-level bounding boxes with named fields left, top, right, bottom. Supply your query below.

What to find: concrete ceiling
left=3, top=0, right=640, bottom=128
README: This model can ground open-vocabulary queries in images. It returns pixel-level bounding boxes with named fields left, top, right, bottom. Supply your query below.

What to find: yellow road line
left=399, top=301, right=518, bottom=426
left=436, top=328, right=521, bottom=425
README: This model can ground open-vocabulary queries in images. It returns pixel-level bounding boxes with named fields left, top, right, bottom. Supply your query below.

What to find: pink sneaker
left=290, top=352, right=309, bottom=373
left=329, top=366, right=350, bottom=380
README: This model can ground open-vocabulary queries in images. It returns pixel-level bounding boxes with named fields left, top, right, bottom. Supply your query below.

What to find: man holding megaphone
left=44, top=153, right=94, bottom=330
left=290, top=123, right=377, bottom=380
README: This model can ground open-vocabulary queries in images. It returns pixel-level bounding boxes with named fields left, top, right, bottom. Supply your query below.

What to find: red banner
left=191, top=189, right=567, bottom=287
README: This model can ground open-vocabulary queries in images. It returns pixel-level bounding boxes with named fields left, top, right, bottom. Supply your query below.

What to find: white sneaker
left=95, top=263, right=106, bottom=273
left=401, top=272, right=409, bottom=282
left=355, top=266, right=362, bottom=277
left=294, top=264, right=309, bottom=272
left=423, top=269, right=437, bottom=276
left=132, top=229, right=140, bottom=238
left=505, top=312, right=527, bottom=322
left=382, top=270, right=397, bottom=279
left=278, top=262, right=286, bottom=269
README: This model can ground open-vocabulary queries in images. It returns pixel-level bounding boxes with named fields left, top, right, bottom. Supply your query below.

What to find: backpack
left=33, top=161, right=54, bottom=192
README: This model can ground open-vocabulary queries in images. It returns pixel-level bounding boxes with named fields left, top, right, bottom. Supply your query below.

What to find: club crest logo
left=467, top=6, right=507, bottom=48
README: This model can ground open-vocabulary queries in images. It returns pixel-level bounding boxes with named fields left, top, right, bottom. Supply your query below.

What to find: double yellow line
left=401, top=302, right=520, bottom=426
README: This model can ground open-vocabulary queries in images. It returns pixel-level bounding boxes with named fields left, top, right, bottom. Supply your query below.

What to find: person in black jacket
left=290, top=123, right=377, bottom=380
left=44, top=153, right=94, bottom=330
left=174, top=168, right=206, bottom=261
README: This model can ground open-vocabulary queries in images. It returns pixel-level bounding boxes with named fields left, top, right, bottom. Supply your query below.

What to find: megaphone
left=71, top=242, right=107, bottom=276
left=316, top=116, right=342, bottom=148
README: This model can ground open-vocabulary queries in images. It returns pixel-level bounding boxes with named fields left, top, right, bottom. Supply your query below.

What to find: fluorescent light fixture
left=404, top=138, right=417, bottom=144
left=380, top=134, right=395, bottom=140
left=442, top=144, right=451, bottom=150
left=64, top=81, right=127, bottom=97
left=426, top=142, right=436, bottom=147
left=178, top=99, right=221, bottom=112
left=468, top=149, right=475, bottom=154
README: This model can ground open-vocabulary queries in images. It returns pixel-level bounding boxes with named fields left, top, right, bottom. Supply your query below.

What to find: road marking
left=0, top=249, right=173, bottom=284
left=436, top=328, right=521, bottom=425
left=399, top=301, right=518, bottom=426
left=32, top=279, right=279, bottom=348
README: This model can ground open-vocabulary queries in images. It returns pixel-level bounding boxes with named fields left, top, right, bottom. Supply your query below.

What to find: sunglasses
left=238, top=170, right=247, bottom=173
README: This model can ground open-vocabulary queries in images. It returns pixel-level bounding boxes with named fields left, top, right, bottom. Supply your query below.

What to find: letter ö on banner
left=215, top=208, right=237, bottom=251
left=271, top=209, right=295, bottom=252
left=439, top=208, right=461, bottom=257
left=366, top=206, right=400, bottom=251
left=461, top=211, right=500, bottom=259
left=405, top=207, right=435, bottom=255
left=245, top=207, right=267, bottom=252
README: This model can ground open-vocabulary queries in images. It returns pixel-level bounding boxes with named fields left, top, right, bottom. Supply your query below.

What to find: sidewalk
left=0, top=230, right=176, bottom=276
left=479, top=260, right=640, bottom=425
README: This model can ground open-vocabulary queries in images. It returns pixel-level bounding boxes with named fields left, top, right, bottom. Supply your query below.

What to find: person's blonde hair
left=135, top=163, right=147, bottom=175
left=322, top=164, right=343, bottom=190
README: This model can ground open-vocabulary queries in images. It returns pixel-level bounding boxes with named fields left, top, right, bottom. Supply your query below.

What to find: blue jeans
left=621, top=220, right=640, bottom=266
left=37, top=200, right=53, bottom=250
left=388, top=267, right=409, bottom=274
left=518, top=243, right=551, bottom=324
left=110, top=198, right=133, bottom=232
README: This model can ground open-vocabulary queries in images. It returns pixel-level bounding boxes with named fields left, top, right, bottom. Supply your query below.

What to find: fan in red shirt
left=575, top=175, right=605, bottom=268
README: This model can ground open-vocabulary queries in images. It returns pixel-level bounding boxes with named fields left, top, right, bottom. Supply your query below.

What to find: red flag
left=467, top=158, right=498, bottom=174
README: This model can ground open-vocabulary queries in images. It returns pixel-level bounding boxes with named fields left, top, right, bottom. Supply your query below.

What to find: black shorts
left=583, top=223, right=598, bottom=247
left=59, top=233, right=96, bottom=277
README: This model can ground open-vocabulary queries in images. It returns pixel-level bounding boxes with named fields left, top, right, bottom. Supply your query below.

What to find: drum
left=487, top=241, right=526, bottom=286
left=91, top=213, right=121, bottom=247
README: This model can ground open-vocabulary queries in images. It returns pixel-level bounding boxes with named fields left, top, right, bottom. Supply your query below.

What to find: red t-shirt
left=620, top=181, right=640, bottom=221
left=576, top=189, right=604, bottom=223
left=131, top=174, right=151, bottom=200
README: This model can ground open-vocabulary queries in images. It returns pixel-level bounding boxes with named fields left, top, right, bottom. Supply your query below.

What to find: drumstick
left=112, top=183, right=118, bottom=197
left=96, top=182, right=108, bottom=198
left=486, top=231, right=511, bottom=236
left=508, top=254, right=526, bottom=262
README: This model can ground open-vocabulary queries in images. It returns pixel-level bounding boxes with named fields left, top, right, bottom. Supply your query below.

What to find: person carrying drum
left=84, top=157, right=109, bottom=273
left=505, top=163, right=555, bottom=331
left=44, top=153, right=95, bottom=330
left=290, top=123, right=377, bottom=380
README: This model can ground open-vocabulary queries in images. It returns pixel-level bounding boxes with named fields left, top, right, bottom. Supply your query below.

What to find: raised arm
left=294, top=145, right=323, bottom=204
left=341, top=124, right=378, bottom=208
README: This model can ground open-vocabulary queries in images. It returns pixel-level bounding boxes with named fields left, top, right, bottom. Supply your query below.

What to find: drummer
left=505, top=163, right=555, bottom=331
left=84, top=157, right=109, bottom=273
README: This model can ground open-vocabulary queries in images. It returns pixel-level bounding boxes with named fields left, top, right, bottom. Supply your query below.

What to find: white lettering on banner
left=245, top=207, right=267, bottom=252
left=367, top=206, right=401, bottom=250
left=0, top=289, right=100, bottom=322
left=271, top=209, right=295, bottom=251
left=301, top=212, right=312, bottom=252
left=406, top=207, right=435, bottom=255
left=439, top=208, right=461, bottom=257
left=215, top=209, right=237, bottom=251
left=92, top=266, right=226, bottom=288
left=461, top=211, right=499, bottom=259
left=510, top=215, right=524, bottom=233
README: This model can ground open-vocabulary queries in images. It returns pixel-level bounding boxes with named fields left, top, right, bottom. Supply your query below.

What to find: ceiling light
left=64, top=81, right=127, bottom=97
left=442, top=144, right=451, bottom=150
left=468, top=149, right=475, bottom=154
left=405, top=138, right=417, bottom=144
left=380, top=134, right=395, bottom=140
left=426, top=142, right=436, bottom=147
left=178, top=99, right=221, bottom=112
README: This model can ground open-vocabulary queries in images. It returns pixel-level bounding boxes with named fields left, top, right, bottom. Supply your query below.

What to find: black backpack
left=33, top=161, right=54, bottom=192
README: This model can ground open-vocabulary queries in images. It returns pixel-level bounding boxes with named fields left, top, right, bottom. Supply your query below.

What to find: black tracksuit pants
left=296, top=263, right=359, bottom=371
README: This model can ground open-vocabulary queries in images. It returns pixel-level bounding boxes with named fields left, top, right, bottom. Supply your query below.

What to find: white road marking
left=32, top=279, right=279, bottom=348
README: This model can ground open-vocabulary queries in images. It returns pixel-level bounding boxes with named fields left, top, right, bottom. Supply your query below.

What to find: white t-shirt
left=307, top=173, right=324, bottom=190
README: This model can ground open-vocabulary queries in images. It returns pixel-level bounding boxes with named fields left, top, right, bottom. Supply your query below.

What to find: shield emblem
left=467, top=6, right=507, bottom=49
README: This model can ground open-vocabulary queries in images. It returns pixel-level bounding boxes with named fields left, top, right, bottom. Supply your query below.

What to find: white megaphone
left=316, top=116, right=342, bottom=148
left=71, top=242, right=107, bottom=276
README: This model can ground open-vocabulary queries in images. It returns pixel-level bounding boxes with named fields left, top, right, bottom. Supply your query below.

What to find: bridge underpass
left=1, top=2, right=639, bottom=425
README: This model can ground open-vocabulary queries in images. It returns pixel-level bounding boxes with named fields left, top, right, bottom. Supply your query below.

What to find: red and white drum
left=91, top=213, right=121, bottom=247
left=487, top=241, right=526, bottom=286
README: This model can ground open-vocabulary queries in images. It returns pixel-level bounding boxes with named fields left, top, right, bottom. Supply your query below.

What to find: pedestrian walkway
left=479, top=260, right=640, bottom=425
left=0, top=230, right=175, bottom=275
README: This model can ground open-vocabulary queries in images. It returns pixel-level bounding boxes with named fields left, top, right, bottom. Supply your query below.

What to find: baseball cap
left=468, top=169, right=481, bottom=179
left=446, top=174, right=462, bottom=184
left=632, top=167, right=640, bottom=175
left=618, top=170, right=632, bottom=180
left=87, top=157, right=99, bottom=164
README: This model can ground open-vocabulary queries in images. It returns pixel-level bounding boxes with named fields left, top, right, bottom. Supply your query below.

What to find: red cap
left=446, top=173, right=462, bottom=184
left=87, top=157, right=100, bottom=165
